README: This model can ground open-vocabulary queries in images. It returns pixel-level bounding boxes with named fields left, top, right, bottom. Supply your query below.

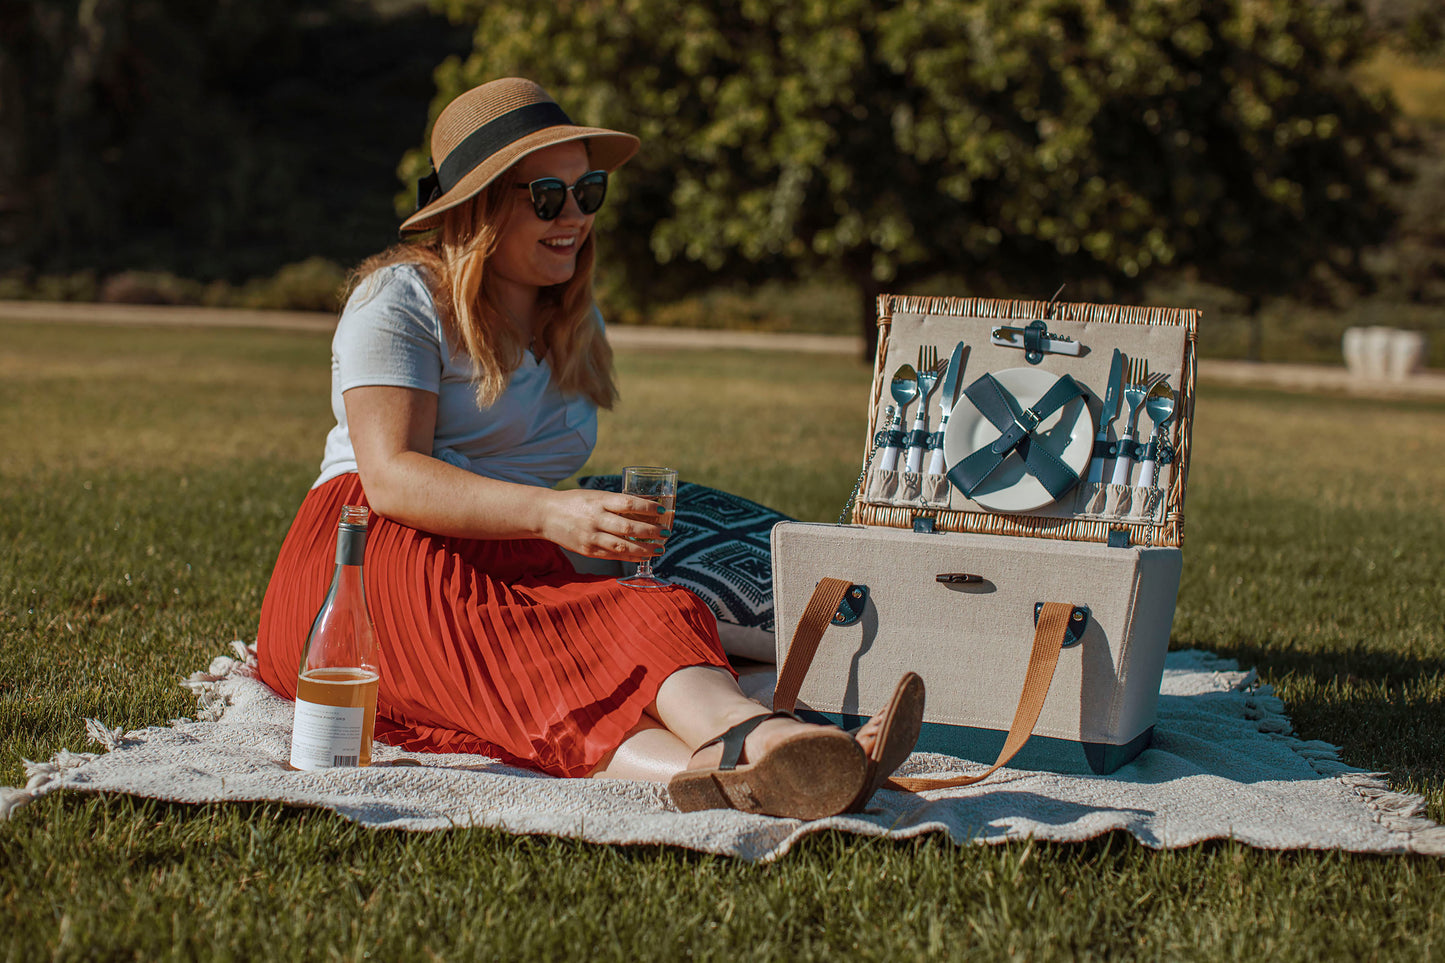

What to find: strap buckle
left=1013, top=406, right=1041, bottom=435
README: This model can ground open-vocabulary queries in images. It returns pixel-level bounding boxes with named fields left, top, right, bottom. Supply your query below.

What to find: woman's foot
left=668, top=711, right=867, bottom=820
left=682, top=712, right=858, bottom=770
left=684, top=672, right=923, bottom=813
left=845, top=672, right=925, bottom=812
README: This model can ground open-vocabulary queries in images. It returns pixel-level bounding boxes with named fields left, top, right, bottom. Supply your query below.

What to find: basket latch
left=1023, top=319, right=1049, bottom=364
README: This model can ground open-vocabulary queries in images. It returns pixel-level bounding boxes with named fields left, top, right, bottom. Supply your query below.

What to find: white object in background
left=1361, top=327, right=1393, bottom=381
left=1345, top=326, right=1427, bottom=382
left=1387, top=330, right=1428, bottom=381
left=1342, top=327, right=1367, bottom=377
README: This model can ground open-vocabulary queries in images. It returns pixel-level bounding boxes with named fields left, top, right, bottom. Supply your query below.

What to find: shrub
left=98, top=271, right=207, bottom=305
left=234, top=258, right=348, bottom=313
left=31, top=271, right=98, bottom=302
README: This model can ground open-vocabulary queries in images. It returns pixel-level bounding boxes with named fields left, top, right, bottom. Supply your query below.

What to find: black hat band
left=416, top=101, right=574, bottom=211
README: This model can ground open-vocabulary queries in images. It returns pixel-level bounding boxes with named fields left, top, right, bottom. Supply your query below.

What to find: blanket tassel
left=0, top=640, right=256, bottom=822
left=1243, top=680, right=1445, bottom=856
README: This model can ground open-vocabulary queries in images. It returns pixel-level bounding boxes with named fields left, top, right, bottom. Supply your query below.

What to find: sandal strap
left=698, top=710, right=803, bottom=771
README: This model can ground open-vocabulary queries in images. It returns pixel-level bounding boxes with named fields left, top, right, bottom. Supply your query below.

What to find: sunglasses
left=515, top=170, right=609, bottom=220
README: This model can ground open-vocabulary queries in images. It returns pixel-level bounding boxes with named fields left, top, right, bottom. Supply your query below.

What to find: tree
left=422, top=0, right=1402, bottom=358
left=0, top=0, right=470, bottom=282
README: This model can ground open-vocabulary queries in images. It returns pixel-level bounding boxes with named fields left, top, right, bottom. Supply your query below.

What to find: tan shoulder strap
left=773, top=578, right=1074, bottom=793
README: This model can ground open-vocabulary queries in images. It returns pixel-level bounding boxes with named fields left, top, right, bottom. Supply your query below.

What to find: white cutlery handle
left=877, top=410, right=906, bottom=472
left=904, top=414, right=927, bottom=473
left=1138, top=457, right=1157, bottom=488
left=926, top=445, right=946, bottom=475
left=1109, top=432, right=1136, bottom=486
left=1087, top=429, right=1109, bottom=484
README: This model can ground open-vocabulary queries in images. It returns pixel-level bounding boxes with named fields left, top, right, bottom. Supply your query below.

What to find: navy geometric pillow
left=576, top=476, right=791, bottom=634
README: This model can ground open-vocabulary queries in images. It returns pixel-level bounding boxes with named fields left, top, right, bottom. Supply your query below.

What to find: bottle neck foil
left=335, top=524, right=367, bottom=567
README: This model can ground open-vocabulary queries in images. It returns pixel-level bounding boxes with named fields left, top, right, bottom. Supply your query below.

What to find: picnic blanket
left=3, top=643, right=1442, bottom=861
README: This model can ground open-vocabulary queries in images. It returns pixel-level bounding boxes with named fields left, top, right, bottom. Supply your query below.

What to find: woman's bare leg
left=650, top=665, right=885, bottom=768
left=589, top=666, right=891, bottom=782
left=589, top=714, right=693, bottom=781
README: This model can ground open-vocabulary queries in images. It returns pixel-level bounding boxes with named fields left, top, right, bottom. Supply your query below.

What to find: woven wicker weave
left=852, top=294, right=1199, bottom=548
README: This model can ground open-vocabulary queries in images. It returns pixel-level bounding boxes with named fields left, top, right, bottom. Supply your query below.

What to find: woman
left=256, top=78, right=923, bottom=820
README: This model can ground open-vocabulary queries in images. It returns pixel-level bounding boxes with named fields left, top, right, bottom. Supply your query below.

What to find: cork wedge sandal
left=668, top=711, right=867, bottom=820
left=845, top=671, right=926, bottom=813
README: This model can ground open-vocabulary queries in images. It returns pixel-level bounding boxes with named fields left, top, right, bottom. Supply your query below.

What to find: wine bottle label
left=290, top=699, right=365, bottom=770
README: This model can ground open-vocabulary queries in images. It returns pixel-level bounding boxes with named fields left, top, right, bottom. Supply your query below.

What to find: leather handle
left=887, top=600, right=1070, bottom=791
left=772, top=577, right=852, bottom=715
left=773, top=578, right=1074, bottom=793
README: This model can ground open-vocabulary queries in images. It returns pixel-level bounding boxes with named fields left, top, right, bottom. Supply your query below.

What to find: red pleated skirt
left=257, top=473, right=731, bottom=777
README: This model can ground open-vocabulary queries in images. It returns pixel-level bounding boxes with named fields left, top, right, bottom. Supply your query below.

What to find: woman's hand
left=538, top=489, right=670, bottom=561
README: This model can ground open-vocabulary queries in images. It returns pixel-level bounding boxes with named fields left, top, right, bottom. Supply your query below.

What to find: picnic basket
left=771, top=293, right=1199, bottom=777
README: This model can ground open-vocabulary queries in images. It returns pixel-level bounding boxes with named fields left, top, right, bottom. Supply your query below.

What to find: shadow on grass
left=1193, top=641, right=1444, bottom=795
left=1196, top=640, right=1445, bottom=688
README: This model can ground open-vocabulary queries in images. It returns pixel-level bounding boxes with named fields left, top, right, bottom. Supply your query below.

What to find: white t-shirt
left=314, top=263, right=599, bottom=490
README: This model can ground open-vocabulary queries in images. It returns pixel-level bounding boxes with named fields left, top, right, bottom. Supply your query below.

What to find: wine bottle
left=289, top=505, right=380, bottom=770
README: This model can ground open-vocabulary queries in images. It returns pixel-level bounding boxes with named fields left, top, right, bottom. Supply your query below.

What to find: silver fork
left=905, top=345, right=944, bottom=472
left=1110, top=361, right=1168, bottom=485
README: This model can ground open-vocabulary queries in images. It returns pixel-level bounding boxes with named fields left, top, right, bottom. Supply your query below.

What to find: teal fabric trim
left=799, top=709, right=1153, bottom=776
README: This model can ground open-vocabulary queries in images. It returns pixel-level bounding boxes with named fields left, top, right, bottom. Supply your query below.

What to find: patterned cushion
left=577, top=476, right=789, bottom=640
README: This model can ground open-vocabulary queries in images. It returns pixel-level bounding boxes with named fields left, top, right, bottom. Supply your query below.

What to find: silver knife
left=1088, top=348, right=1125, bottom=484
left=926, top=341, right=968, bottom=474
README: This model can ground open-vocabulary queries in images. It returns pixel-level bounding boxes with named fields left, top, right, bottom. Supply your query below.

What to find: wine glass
left=617, top=466, right=677, bottom=589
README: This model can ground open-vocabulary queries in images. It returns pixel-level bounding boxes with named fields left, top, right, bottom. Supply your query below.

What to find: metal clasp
left=832, top=585, right=868, bottom=626
left=1034, top=603, right=1090, bottom=648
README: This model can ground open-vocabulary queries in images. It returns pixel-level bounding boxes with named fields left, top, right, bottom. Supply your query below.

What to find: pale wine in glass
left=617, top=466, right=677, bottom=589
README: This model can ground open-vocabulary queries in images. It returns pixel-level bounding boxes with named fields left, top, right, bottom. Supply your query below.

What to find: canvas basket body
left=770, top=293, right=1199, bottom=775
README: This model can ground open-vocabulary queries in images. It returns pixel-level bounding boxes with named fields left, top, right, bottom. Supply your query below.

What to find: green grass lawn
left=1, top=321, right=1442, bottom=960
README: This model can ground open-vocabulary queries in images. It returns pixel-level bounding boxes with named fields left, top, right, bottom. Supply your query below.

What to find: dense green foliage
left=0, top=0, right=468, bottom=281
left=429, top=0, right=1404, bottom=354
left=1363, top=0, right=1445, bottom=56
left=3, top=0, right=1438, bottom=357
left=1, top=320, right=1442, bottom=958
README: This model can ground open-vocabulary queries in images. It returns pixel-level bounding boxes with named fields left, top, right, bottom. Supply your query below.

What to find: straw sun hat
left=400, top=78, right=640, bottom=235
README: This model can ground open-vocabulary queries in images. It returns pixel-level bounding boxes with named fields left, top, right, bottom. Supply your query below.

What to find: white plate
left=942, top=367, right=1095, bottom=512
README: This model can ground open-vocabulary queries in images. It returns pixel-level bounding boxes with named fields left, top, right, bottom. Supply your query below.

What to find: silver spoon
left=1138, top=380, right=1176, bottom=488
left=1110, top=370, right=1168, bottom=485
left=879, top=363, right=917, bottom=472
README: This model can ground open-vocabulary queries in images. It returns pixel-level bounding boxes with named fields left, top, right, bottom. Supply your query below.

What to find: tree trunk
left=0, top=3, right=32, bottom=255
left=1244, top=293, right=1264, bottom=362
left=858, top=274, right=882, bottom=363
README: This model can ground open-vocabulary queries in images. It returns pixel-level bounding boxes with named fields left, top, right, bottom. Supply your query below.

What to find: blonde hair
left=348, top=175, right=617, bottom=410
